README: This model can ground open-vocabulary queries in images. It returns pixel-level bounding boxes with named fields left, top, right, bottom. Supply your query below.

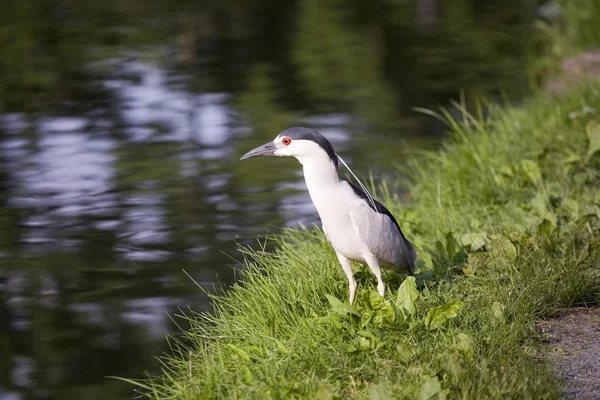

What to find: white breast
left=306, top=178, right=370, bottom=262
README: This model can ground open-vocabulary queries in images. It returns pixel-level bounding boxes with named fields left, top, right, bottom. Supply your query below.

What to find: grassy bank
left=132, top=81, right=600, bottom=398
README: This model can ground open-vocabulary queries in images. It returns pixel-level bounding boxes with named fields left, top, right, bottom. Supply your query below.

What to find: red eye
left=282, top=137, right=292, bottom=145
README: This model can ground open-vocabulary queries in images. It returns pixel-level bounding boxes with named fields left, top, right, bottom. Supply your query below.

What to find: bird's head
left=240, top=127, right=338, bottom=168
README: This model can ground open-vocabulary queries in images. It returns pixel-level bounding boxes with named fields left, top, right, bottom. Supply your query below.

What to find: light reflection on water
left=1, top=61, right=320, bottom=258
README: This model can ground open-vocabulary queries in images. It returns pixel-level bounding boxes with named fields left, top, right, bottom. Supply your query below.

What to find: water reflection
left=6, top=117, right=117, bottom=251
left=0, top=1, right=539, bottom=398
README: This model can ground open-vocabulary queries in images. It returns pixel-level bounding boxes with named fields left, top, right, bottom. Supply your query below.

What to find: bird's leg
left=364, top=255, right=385, bottom=298
left=336, top=252, right=357, bottom=304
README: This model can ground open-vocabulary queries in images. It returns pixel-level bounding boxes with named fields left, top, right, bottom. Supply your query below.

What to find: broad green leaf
left=445, top=232, right=461, bottom=257
left=316, top=316, right=344, bottom=329
left=391, top=302, right=407, bottom=326
left=469, top=218, right=482, bottom=229
left=585, top=120, right=600, bottom=162
left=357, top=329, right=380, bottom=342
left=369, top=382, right=393, bottom=400
left=417, top=376, right=442, bottom=400
left=563, top=152, right=582, bottom=164
left=537, top=218, right=555, bottom=240
left=530, top=192, right=555, bottom=221
left=344, top=344, right=358, bottom=353
left=396, top=276, right=419, bottom=315
left=435, top=239, right=445, bottom=255
left=453, top=332, right=474, bottom=357
left=488, top=235, right=517, bottom=262
left=521, top=159, right=543, bottom=186
left=559, top=197, right=580, bottom=218
left=583, top=204, right=600, bottom=218
left=420, top=252, right=433, bottom=269
left=313, top=386, right=334, bottom=400
left=357, top=329, right=385, bottom=350
left=358, top=336, right=371, bottom=350
left=396, top=342, right=415, bottom=364
left=530, top=192, right=546, bottom=214
left=325, top=294, right=359, bottom=317
left=498, top=165, right=514, bottom=176
left=425, top=300, right=464, bottom=330
left=362, top=291, right=396, bottom=327
left=459, top=232, right=487, bottom=252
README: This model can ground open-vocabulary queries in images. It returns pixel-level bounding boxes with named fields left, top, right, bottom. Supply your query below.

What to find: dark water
left=0, top=1, right=541, bottom=398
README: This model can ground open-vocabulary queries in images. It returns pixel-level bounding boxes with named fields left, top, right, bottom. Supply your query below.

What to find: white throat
left=298, top=152, right=339, bottom=183
left=295, top=152, right=342, bottom=216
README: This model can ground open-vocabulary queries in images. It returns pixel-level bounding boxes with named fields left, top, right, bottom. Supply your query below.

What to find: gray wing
left=347, top=186, right=416, bottom=271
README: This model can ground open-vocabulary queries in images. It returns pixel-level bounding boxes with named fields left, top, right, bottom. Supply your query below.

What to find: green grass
left=128, top=82, right=600, bottom=399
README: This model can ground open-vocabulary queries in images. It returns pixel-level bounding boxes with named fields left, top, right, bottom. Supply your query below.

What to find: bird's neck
left=299, top=155, right=341, bottom=210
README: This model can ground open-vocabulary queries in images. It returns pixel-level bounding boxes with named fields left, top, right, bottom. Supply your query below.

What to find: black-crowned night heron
left=241, top=127, right=416, bottom=303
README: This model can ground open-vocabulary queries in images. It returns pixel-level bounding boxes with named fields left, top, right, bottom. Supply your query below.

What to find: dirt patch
left=545, top=51, right=600, bottom=95
left=537, top=307, right=600, bottom=400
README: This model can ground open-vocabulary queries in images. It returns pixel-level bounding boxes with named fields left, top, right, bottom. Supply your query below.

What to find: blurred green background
left=0, top=0, right=550, bottom=398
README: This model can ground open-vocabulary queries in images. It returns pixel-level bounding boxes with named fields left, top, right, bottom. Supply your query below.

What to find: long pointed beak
left=240, top=142, right=277, bottom=160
